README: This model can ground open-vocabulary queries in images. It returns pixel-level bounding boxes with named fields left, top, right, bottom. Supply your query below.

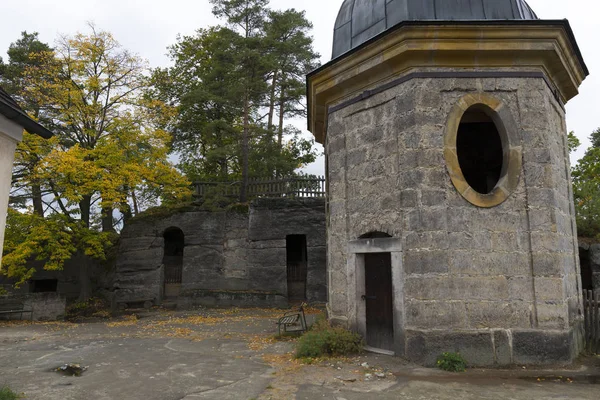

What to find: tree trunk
left=277, top=77, right=286, bottom=149
left=267, top=70, right=278, bottom=131
left=131, top=190, right=139, bottom=216
left=102, top=205, right=114, bottom=233
left=79, top=195, right=92, bottom=228
left=240, top=93, right=250, bottom=203
left=32, top=183, right=44, bottom=217
left=78, top=255, right=91, bottom=302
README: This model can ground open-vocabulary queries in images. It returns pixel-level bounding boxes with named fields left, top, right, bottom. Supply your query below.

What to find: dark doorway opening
left=287, top=235, right=308, bottom=301
left=457, top=107, right=504, bottom=194
left=163, top=227, right=184, bottom=298
left=364, top=252, right=394, bottom=351
left=579, top=247, right=594, bottom=291
left=30, top=279, right=58, bottom=293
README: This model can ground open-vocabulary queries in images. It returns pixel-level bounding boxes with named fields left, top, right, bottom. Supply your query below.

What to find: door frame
left=346, top=237, right=404, bottom=356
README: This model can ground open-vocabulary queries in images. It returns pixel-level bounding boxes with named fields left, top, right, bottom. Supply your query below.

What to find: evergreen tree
left=0, top=32, right=54, bottom=216
left=152, top=1, right=319, bottom=197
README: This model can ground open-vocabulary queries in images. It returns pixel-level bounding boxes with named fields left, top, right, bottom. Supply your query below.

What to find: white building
left=0, top=87, right=52, bottom=266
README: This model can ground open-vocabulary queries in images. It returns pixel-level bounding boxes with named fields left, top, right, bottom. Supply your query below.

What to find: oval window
left=456, top=107, right=504, bottom=195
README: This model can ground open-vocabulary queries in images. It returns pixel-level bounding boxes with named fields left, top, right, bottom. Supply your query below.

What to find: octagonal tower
left=307, top=0, right=589, bottom=365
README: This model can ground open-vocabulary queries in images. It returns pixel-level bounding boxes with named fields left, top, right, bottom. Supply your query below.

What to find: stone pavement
left=0, top=308, right=598, bottom=400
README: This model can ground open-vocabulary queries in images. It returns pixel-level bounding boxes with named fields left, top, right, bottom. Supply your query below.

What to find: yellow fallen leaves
left=106, top=315, right=138, bottom=327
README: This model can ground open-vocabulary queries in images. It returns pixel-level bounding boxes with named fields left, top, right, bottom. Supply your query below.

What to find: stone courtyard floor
left=0, top=307, right=599, bottom=400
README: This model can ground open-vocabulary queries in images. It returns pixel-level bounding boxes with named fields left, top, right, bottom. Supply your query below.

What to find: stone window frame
left=345, top=237, right=404, bottom=356
left=444, top=93, right=522, bottom=208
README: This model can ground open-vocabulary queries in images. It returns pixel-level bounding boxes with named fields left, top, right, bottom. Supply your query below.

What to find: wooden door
left=364, top=253, right=394, bottom=351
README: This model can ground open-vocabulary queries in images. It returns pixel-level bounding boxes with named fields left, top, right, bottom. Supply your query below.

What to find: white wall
left=0, top=114, right=23, bottom=268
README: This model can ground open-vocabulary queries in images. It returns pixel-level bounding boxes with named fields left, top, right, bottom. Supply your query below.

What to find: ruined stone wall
left=326, top=74, right=582, bottom=365
left=0, top=293, right=66, bottom=321
left=0, top=254, right=111, bottom=301
left=115, top=198, right=326, bottom=308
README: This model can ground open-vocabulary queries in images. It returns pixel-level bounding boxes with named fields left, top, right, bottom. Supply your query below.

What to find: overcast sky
left=1, top=0, right=597, bottom=175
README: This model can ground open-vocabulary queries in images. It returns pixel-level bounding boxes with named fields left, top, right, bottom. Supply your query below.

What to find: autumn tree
left=572, top=128, right=600, bottom=238
left=2, top=27, right=190, bottom=298
left=21, top=25, right=191, bottom=230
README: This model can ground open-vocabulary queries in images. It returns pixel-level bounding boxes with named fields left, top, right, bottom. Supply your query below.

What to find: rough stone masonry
left=307, top=1, right=589, bottom=366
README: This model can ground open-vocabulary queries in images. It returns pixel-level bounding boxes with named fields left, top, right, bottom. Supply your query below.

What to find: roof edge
left=0, top=89, right=53, bottom=139
left=313, top=19, right=589, bottom=78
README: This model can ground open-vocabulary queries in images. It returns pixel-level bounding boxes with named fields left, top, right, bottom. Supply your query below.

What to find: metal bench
left=0, top=300, right=33, bottom=321
left=276, top=302, right=307, bottom=336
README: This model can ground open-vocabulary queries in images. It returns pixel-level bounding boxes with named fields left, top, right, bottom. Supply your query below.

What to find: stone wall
left=326, top=74, right=583, bottom=366
left=0, top=293, right=66, bottom=321
left=0, top=254, right=112, bottom=301
left=114, top=198, right=326, bottom=308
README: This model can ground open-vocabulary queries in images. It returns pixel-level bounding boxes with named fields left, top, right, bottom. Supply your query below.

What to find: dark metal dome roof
left=333, top=0, right=539, bottom=58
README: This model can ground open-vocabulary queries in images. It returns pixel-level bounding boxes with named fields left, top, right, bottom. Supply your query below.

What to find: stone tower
left=307, top=0, right=589, bottom=365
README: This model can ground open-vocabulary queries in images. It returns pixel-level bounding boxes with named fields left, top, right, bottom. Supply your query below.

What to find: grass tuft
left=436, top=352, right=467, bottom=372
left=295, top=316, right=363, bottom=359
left=0, top=386, right=21, bottom=400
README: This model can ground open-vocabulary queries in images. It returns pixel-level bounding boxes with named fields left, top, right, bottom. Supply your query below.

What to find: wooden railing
left=584, top=290, right=599, bottom=354
left=194, top=176, right=326, bottom=199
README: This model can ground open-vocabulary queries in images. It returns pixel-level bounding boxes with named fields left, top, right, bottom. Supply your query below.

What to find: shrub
left=0, top=288, right=7, bottom=296
left=295, top=317, right=363, bottom=359
left=436, top=352, right=467, bottom=372
left=66, top=297, right=108, bottom=319
left=0, top=386, right=21, bottom=400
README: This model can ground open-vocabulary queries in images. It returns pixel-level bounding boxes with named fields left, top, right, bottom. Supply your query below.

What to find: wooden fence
left=194, top=176, right=326, bottom=199
left=584, top=290, right=600, bottom=354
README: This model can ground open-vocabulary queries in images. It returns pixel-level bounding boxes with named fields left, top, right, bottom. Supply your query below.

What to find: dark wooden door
left=364, top=253, right=394, bottom=351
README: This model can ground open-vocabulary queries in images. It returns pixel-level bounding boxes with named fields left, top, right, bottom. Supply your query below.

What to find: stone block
left=404, top=250, right=448, bottom=274
left=465, top=301, right=532, bottom=329
left=534, top=277, right=565, bottom=301
left=405, top=276, right=509, bottom=301
left=530, top=232, right=560, bottom=253
left=421, top=190, right=446, bottom=206
left=493, top=330, right=513, bottom=366
left=508, top=276, right=534, bottom=301
left=400, top=190, right=418, bottom=207
left=116, top=248, right=164, bottom=272
left=491, top=232, right=520, bottom=252
left=403, top=208, right=447, bottom=231
left=403, top=231, right=448, bottom=251
left=524, top=162, right=555, bottom=188
left=398, top=149, right=419, bottom=167
left=405, top=330, right=495, bottom=367
left=531, top=252, right=564, bottom=276
left=405, top=300, right=467, bottom=329
left=527, top=188, right=558, bottom=208
left=512, top=329, right=576, bottom=365
left=118, top=237, right=163, bottom=252
left=536, top=302, right=569, bottom=329
left=417, top=149, right=444, bottom=167
left=449, top=250, right=530, bottom=276
left=447, top=231, right=491, bottom=250
left=423, top=168, right=448, bottom=187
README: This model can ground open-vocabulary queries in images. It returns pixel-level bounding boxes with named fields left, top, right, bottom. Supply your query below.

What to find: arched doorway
left=163, top=227, right=184, bottom=299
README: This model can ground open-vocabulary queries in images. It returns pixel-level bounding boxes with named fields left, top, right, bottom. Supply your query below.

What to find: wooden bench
left=0, top=300, right=33, bottom=321
left=276, top=302, right=307, bottom=336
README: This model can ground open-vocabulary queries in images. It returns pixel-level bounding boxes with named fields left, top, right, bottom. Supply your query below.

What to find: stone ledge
left=404, top=323, right=583, bottom=367
left=178, top=289, right=288, bottom=309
